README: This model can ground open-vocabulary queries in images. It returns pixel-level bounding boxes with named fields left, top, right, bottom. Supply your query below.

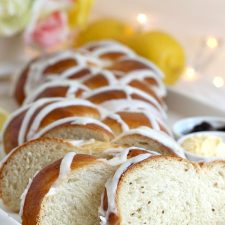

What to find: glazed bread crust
left=22, top=154, right=108, bottom=225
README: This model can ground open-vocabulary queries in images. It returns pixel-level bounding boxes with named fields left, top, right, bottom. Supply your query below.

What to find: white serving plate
left=0, top=88, right=225, bottom=224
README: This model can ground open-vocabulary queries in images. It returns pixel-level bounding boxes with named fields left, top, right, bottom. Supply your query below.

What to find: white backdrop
left=93, top=0, right=225, bottom=36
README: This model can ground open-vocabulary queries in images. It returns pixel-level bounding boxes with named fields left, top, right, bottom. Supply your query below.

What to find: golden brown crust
left=3, top=109, right=28, bottom=153
left=86, top=89, right=159, bottom=110
left=126, top=80, right=163, bottom=105
left=100, top=52, right=127, bottom=61
left=42, top=58, right=77, bottom=75
left=126, top=149, right=152, bottom=158
left=22, top=154, right=98, bottom=225
left=3, top=102, right=101, bottom=152
left=32, top=87, right=70, bottom=102
left=22, top=159, right=61, bottom=225
left=31, top=86, right=85, bottom=102
left=83, top=73, right=110, bottom=89
left=14, top=59, right=37, bottom=105
left=39, top=105, right=101, bottom=127
left=87, top=90, right=127, bottom=104
left=102, top=111, right=168, bottom=136
left=118, top=112, right=154, bottom=129
left=66, top=68, right=91, bottom=79
left=108, top=59, right=150, bottom=73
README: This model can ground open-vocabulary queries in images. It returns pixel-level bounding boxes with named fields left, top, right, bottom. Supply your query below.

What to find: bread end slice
left=100, top=156, right=225, bottom=225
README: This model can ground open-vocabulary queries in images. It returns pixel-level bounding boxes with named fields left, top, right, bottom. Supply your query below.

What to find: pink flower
left=25, top=11, right=69, bottom=48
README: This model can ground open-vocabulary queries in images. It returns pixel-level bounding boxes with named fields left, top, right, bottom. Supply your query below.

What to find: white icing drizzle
left=25, top=52, right=98, bottom=96
left=31, top=116, right=113, bottom=140
left=66, top=83, right=90, bottom=98
left=113, top=126, right=185, bottom=158
left=25, top=51, right=75, bottom=95
left=100, top=99, right=166, bottom=120
left=82, top=85, right=164, bottom=115
left=119, top=69, right=166, bottom=97
left=100, top=147, right=160, bottom=166
left=24, top=80, right=90, bottom=104
left=18, top=98, right=63, bottom=145
left=46, top=152, right=77, bottom=197
left=88, top=45, right=135, bottom=59
left=59, top=152, right=77, bottom=179
left=26, top=99, right=100, bottom=141
left=104, top=113, right=130, bottom=133
left=99, top=153, right=155, bottom=224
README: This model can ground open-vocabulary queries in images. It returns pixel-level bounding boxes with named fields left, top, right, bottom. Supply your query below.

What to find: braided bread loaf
left=4, top=41, right=171, bottom=153
left=14, top=41, right=165, bottom=105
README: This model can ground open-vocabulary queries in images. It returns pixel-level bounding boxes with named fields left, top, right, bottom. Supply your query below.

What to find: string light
left=137, top=13, right=148, bottom=26
left=206, top=37, right=219, bottom=49
left=183, top=67, right=198, bottom=81
left=213, top=76, right=224, bottom=88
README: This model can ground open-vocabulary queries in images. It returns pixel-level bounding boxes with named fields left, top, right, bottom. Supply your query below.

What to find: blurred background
left=0, top=0, right=225, bottom=109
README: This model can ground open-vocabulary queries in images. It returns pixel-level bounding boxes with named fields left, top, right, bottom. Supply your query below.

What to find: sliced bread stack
left=0, top=137, right=138, bottom=212
left=0, top=40, right=207, bottom=225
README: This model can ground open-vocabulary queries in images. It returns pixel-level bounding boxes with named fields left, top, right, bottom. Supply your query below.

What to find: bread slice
left=0, top=138, right=120, bottom=212
left=113, top=126, right=185, bottom=158
left=0, top=138, right=76, bottom=212
left=21, top=150, right=156, bottom=225
left=31, top=116, right=114, bottom=142
left=100, top=156, right=225, bottom=225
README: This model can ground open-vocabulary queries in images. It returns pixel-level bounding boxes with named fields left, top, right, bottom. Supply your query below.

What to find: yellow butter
left=181, top=135, right=225, bottom=157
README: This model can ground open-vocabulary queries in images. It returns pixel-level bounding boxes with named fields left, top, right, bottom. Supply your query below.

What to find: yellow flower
left=68, top=0, right=94, bottom=28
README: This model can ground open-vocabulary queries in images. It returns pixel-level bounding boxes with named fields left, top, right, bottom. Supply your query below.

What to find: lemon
left=75, top=18, right=134, bottom=46
left=0, top=108, right=8, bottom=131
left=128, top=31, right=186, bottom=85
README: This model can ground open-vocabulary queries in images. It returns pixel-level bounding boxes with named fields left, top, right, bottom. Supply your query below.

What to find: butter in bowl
left=178, top=131, right=225, bottom=162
